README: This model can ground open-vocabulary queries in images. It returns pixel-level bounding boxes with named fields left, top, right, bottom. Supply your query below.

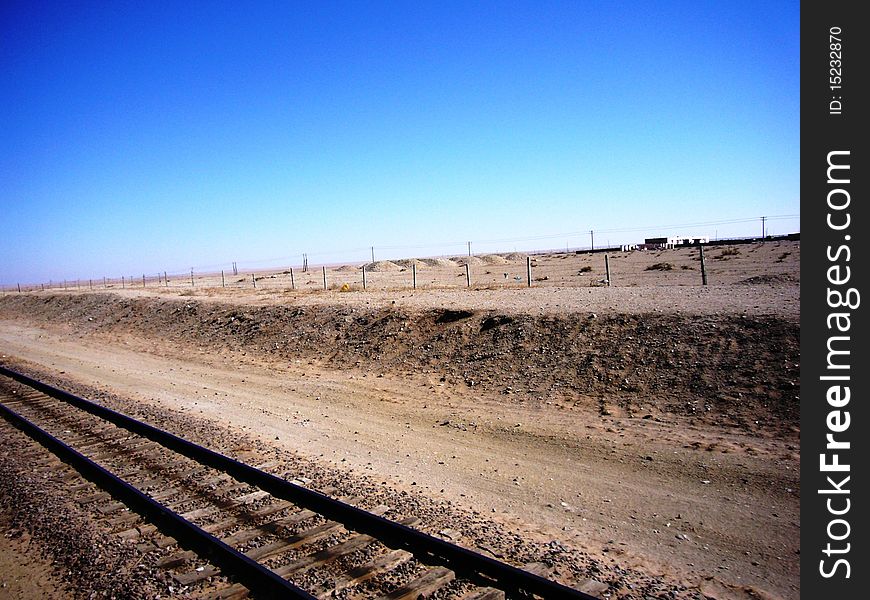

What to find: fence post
left=605, top=254, right=611, bottom=286
left=412, top=263, right=417, bottom=289
left=121, top=276, right=125, bottom=289
left=142, top=274, right=146, bottom=288
left=89, top=279, right=92, bottom=289
left=362, top=265, right=366, bottom=290
left=465, top=263, right=470, bottom=287
left=290, top=267, right=295, bottom=290
left=252, top=273, right=256, bottom=288
left=699, top=245, right=708, bottom=286
left=526, top=256, right=532, bottom=287
left=221, top=270, right=225, bottom=288
left=190, top=269, right=194, bottom=287
left=17, top=283, right=21, bottom=293
left=164, top=272, right=168, bottom=288
left=322, top=266, right=327, bottom=290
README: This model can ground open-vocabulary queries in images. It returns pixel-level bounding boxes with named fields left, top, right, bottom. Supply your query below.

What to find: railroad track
left=0, top=366, right=595, bottom=600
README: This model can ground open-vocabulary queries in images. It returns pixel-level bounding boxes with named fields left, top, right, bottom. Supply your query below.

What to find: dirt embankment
left=0, top=294, right=799, bottom=433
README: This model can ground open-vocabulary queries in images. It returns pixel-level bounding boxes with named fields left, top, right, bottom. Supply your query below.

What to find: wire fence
left=4, top=235, right=799, bottom=295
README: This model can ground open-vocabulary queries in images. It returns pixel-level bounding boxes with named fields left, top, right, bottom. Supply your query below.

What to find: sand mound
left=455, top=256, right=485, bottom=266
left=420, top=258, right=458, bottom=268
left=503, top=252, right=528, bottom=261
left=335, top=264, right=360, bottom=272
left=480, top=254, right=509, bottom=265
left=394, top=258, right=426, bottom=269
left=364, top=261, right=402, bottom=272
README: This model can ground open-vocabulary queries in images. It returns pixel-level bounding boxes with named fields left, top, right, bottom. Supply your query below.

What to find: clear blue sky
left=1, top=1, right=799, bottom=285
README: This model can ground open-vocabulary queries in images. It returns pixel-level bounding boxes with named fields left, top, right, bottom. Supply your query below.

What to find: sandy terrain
left=0, top=243, right=800, bottom=599
left=0, top=515, right=73, bottom=599
left=15, top=240, right=800, bottom=300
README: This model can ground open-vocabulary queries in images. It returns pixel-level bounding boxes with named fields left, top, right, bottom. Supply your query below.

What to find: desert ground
left=0, top=241, right=800, bottom=599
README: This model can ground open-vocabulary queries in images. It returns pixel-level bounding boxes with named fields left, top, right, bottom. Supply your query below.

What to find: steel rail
left=0, top=397, right=315, bottom=600
left=0, top=366, right=594, bottom=599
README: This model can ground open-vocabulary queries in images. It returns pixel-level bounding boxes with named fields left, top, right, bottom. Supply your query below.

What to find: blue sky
left=1, top=1, right=799, bottom=285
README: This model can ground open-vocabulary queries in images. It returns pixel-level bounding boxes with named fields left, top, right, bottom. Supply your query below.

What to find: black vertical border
left=801, top=2, right=866, bottom=598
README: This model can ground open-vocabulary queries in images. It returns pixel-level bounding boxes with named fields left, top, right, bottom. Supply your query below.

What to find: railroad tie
left=174, top=520, right=344, bottom=586
left=179, top=506, right=220, bottom=521
left=376, top=566, right=456, bottom=600
left=175, top=505, right=394, bottom=587
left=314, top=548, right=414, bottom=599
left=459, top=588, right=506, bottom=600
left=244, top=519, right=343, bottom=561
left=274, top=514, right=417, bottom=580
left=522, top=561, right=554, bottom=578
left=77, top=491, right=113, bottom=505
left=96, top=501, right=127, bottom=515
left=199, top=515, right=420, bottom=599
left=106, top=511, right=142, bottom=529
left=157, top=505, right=314, bottom=569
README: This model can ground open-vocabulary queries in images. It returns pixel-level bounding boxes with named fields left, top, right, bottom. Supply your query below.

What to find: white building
left=642, top=236, right=709, bottom=249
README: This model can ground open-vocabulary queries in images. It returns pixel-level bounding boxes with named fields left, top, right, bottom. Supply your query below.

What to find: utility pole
left=371, top=247, right=375, bottom=263
left=590, top=230, right=595, bottom=251
left=467, top=241, right=472, bottom=257
left=761, top=216, right=766, bottom=240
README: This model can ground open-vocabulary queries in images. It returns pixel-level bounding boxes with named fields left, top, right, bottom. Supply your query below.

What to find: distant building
left=641, top=236, right=709, bottom=249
